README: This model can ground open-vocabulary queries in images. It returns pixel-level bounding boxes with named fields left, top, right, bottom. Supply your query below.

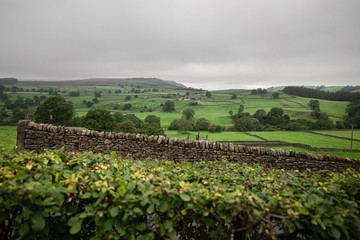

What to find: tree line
left=283, top=86, right=360, bottom=102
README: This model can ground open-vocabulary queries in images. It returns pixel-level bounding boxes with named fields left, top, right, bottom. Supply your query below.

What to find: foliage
left=231, top=93, right=237, bottom=99
left=144, top=115, right=161, bottom=127
left=34, top=96, right=74, bottom=125
left=182, top=108, right=195, bottom=120
left=344, top=100, right=360, bottom=128
left=284, top=86, right=360, bottom=101
left=113, top=112, right=125, bottom=123
left=272, top=92, right=280, bottom=99
left=124, top=114, right=143, bottom=128
left=205, top=91, right=212, bottom=98
left=81, top=109, right=116, bottom=131
left=117, top=120, right=137, bottom=133
left=233, top=114, right=260, bottom=131
left=1, top=148, right=359, bottom=240
left=140, top=122, right=165, bottom=136
left=178, top=118, right=194, bottom=133
left=195, top=118, right=210, bottom=131
left=208, top=124, right=223, bottom=133
left=162, top=100, right=175, bottom=112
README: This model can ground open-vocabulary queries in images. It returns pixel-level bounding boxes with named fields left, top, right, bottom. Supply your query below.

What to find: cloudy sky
left=1, top=0, right=359, bottom=90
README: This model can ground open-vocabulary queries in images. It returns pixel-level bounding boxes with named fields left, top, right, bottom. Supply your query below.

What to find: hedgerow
left=0, top=148, right=359, bottom=239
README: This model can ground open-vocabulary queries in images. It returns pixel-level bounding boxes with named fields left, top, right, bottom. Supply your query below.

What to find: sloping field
left=248, top=131, right=360, bottom=150
left=315, top=130, right=360, bottom=140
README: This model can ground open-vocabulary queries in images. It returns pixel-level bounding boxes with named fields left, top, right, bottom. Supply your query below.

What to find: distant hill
left=19, top=78, right=186, bottom=89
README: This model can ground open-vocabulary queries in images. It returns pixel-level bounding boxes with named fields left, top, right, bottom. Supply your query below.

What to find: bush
left=1, top=149, right=359, bottom=239
left=81, top=109, right=116, bottom=131
left=116, top=120, right=136, bottom=133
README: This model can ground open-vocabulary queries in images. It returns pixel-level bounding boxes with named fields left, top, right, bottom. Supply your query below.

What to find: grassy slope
left=0, top=126, right=17, bottom=149
left=315, top=130, right=360, bottom=140
left=248, top=131, right=360, bottom=150
left=165, top=131, right=261, bottom=141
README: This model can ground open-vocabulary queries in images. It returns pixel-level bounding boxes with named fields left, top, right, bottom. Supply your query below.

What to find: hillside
left=19, top=77, right=186, bottom=89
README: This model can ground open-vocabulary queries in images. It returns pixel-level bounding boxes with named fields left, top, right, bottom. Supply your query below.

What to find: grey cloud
left=0, top=0, right=359, bottom=89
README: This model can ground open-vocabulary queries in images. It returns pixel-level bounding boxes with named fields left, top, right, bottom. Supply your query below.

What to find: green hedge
left=1, top=148, right=359, bottom=239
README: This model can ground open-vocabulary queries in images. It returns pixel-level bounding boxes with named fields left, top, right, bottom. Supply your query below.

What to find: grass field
left=248, top=131, right=360, bottom=150
left=165, top=131, right=262, bottom=141
left=1, top=83, right=351, bottom=129
left=0, top=126, right=17, bottom=149
left=315, top=130, right=360, bottom=140
left=268, top=146, right=360, bottom=159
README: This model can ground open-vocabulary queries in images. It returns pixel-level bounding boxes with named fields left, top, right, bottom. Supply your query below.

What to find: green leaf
left=104, top=219, right=113, bottom=231
left=68, top=216, right=79, bottom=226
left=19, top=222, right=30, bottom=236
left=110, top=206, right=119, bottom=217
left=139, top=232, right=155, bottom=240
left=136, top=222, right=147, bottom=231
left=147, top=204, right=155, bottom=214
left=127, top=182, right=136, bottom=192
left=133, top=207, right=143, bottom=215
left=330, top=227, right=341, bottom=239
left=31, top=212, right=46, bottom=231
left=70, top=220, right=82, bottom=235
left=179, top=193, right=191, bottom=202
left=83, top=192, right=91, bottom=199
left=159, top=201, right=169, bottom=213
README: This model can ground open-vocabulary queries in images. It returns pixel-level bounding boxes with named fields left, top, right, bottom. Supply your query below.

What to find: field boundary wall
left=17, top=120, right=360, bottom=172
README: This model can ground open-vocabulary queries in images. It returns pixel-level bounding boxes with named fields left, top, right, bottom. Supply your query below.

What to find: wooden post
left=350, top=124, right=355, bottom=150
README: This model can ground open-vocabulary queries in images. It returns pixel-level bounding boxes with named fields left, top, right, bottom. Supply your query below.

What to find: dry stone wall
left=17, top=120, right=360, bottom=172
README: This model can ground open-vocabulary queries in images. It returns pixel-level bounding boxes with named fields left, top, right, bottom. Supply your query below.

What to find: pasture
left=1, top=82, right=350, bottom=129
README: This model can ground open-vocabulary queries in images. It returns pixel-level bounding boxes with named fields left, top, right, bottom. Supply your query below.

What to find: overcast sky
left=1, top=0, right=359, bottom=90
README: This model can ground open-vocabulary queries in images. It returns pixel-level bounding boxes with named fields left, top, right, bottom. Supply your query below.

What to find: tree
left=144, top=115, right=161, bottom=127
left=231, top=93, right=237, bottom=99
left=113, top=112, right=125, bottom=123
left=229, top=110, right=233, bottom=116
left=272, top=92, right=280, bottom=99
left=308, top=100, right=320, bottom=111
left=34, top=96, right=74, bottom=125
left=344, top=100, right=360, bottom=128
left=260, top=89, right=267, bottom=98
left=69, top=91, right=80, bottom=97
left=253, top=109, right=267, bottom=124
left=208, top=124, right=223, bottom=133
left=140, top=122, right=165, bottom=136
left=238, top=104, right=244, bottom=114
left=81, top=109, right=116, bottom=131
left=195, top=118, right=210, bottom=131
left=92, top=98, right=99, bottom=103
left=125, top=95, right=131, bottom=101
left=178, top=119, right=193, bottom=133
left=124, top=114, right=143, bottom=128
left=163, top=100, right=175, bottom=112
left=182, top=108, right=195, bottom=120
left=233, top=115, right=260, bottom=131
left=205, top=92, right=212, bottom=98
left=94, top=91, right=101, bottom=98
left=116, top=120, right=136, bottom=133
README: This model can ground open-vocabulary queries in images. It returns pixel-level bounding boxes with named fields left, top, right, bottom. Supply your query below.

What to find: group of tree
left=251, top=88, right=268, bottom=98
left=229, top=102, right=338, bottom=131
left=81, top=109, right=165, bottom=136
left=283, top=86, right=360, bottom=102
left=0, top=95, right=47, bottom=123
left=168, top=108, right=223, bottom=133
left=82, top=98, right=99, bottom=108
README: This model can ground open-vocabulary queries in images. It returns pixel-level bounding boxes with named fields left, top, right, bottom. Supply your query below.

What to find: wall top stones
left=16, top=120, right=360, bottom=171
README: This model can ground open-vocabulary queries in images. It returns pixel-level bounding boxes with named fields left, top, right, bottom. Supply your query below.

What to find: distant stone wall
left=17, top=120, right=360, bottom=172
